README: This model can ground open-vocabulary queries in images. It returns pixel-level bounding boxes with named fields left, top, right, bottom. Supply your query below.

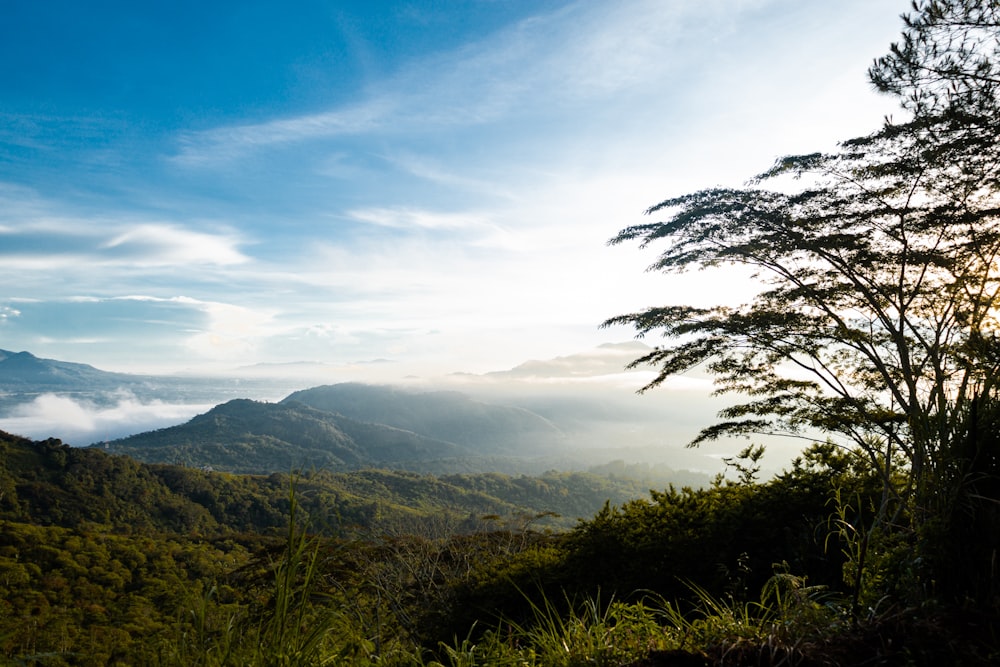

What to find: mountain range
left=97, top=384, right=572, bottom=475
left=0, top=348, right=306, bottom=416
left=98, top=397, right=469, bottom=473
left=0, top=348, right=731, bottom=476
left=283, top=383, right=565, bottom=455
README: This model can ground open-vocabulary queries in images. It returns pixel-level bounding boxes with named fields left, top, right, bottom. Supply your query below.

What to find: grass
left=163, top=483, right=847, bottom=666
left=167, top=554, right=845, bottom=666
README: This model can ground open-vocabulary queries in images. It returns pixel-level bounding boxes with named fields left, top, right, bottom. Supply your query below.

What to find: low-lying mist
left=0, top=392, right=217, bottom=445
left=0, top=343, right=809, bottom=475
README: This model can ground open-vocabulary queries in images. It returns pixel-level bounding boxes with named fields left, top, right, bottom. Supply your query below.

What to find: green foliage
left=0, top=429, right=706, bottom=663
left=558, top=444, right=870, bottom=602
left=1, top=429, right=672, bottom=540
left=0, top=519, right=253, bottom=666
left=869, top=0, right=1000, bottom=120
left=423, top=593, right=674, bottom=667
left=604, top=0, right=1000, bottom=615
left=2, top=425, right=997, bottom=664
left=652, top=570, right=841, bottom=665
left=504, top=593, right=671, bottom=667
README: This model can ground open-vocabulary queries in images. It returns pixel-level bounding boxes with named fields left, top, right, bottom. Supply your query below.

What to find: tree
left=870, top=0, right=1000, bottom=120
left=604, top=0, right=1000, bottom=602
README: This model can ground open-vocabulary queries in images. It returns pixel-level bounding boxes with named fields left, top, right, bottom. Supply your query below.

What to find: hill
left=1, top=429, right=674, bottom=535
left=282, top=383, right=566, bottom=455
left=0, top=429, right=712, bottom=664
left=0, top=349, right=133, bottom=388
left=97, top=398, right=476, bottom=474
left=98, top=384, right=589, bottom=474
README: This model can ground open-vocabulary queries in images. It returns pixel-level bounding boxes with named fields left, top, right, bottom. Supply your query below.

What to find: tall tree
left=870, top=0, right=1000, bottom=119
left=604, top=0, right=1000, bottom=576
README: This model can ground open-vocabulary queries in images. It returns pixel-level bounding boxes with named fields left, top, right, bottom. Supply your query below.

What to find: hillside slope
left=1, top=430, right=674, bottom=534
left=98, top=398, right=474, bottom=474
left=0, top=349, right=133, bottom=387
left=283, top=383, right=566, bottom=454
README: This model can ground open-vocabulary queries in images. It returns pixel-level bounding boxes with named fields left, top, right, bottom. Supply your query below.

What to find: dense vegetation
left=0, top=429, right=718, bottom=664
left=4, top=425, right=997, bottom=665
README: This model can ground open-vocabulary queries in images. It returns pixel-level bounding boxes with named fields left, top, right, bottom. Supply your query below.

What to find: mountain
left=0, top=350, right=310, bottom=430
left=0, top=349, right=133, bottom=387
left=282, top=383, right=566, bottom=455
left=99, top=398, right=476, bottom=474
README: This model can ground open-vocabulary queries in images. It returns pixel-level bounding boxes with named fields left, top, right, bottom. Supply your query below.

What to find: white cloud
left=184, top=310, right=267, bottom=359
left=167, top=1, right=739, bottom=165
left=101, top=223, right=249, bottom=266
left=346, top=207, right=494, bottom=232
left=113, top=295, right=280, bottom=362
left=172, top=98, right=399, bottom=165
left=0, top=194, right=250, bottom=278
left=0, top=393, right=215, bottom=445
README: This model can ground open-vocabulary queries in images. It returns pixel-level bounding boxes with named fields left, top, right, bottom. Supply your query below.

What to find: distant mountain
left=0, top=350, right=309, bottom=427
left=99, top=398, right=477, bottom=474
left=282, top=383, right=566, bottom=455
left=0, top=349, right=133, bottom=387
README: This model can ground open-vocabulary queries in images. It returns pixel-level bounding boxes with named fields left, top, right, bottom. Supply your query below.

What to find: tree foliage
left=870, top=0, right=1000, bottom=119
left=606, top=0, right=1000, bottom=507
left=604, top=0, right=1000, bottom=608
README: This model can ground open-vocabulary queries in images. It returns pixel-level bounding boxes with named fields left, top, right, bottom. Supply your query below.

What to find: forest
left=2, top=426, right=993, bottom=665
left=5, top=0, right=1000, bottom=664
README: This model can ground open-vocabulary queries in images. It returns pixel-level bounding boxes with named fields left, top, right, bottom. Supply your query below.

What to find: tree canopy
left=605, top=0, right=1000, bottom=547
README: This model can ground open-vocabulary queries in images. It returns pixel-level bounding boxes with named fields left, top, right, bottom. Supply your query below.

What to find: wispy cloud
left=101, top=223, right=249, bottom=266
left=0, top=189, right=249, bottom=269
left=171, top=98, right=398, bottom=166
left=168, top=0, right=706, bottom=166
left=346, top=206, right=495, bottom=232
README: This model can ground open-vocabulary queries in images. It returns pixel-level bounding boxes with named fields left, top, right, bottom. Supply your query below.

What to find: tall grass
left=654, top=568, right=843, bottom=665
left=424, top=569, right=842, bottom=667
left=161, top=479, right=373, bottom=667
left=163, top=481, right=844, bottom=666
left=250, top=481, right=339, bottom=666
left=426, top=592, right=671, bottom=667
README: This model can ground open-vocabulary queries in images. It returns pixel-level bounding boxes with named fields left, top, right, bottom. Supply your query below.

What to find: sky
left=0, top=0, right=909, bottom=379
left=0, top=1, right=913, bottom=457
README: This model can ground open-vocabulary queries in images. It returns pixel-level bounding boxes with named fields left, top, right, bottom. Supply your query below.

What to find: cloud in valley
left=0, top=392, right=216, bottom=445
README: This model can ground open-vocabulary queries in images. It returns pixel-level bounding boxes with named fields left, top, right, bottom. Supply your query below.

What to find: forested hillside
left=1, top=429, right=691, bottom=663
left=96, top=389, right=627, bottom=475
left=6, top=428, right=994, bottom=665
left=97, top=398, right=476, bottom=474
left=3, top=430, right=687, bottom=535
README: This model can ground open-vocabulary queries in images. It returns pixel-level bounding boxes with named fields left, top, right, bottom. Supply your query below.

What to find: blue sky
left=1, top=0, right=905, bottom=381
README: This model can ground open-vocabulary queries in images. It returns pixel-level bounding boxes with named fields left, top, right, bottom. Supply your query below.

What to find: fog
left=0, top=343, right=810, bottom=475
left=0, top=392, right=217, bottom=445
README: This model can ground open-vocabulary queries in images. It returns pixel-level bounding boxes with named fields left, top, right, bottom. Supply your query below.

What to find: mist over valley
left=0, top=345, right=791, bottom=476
